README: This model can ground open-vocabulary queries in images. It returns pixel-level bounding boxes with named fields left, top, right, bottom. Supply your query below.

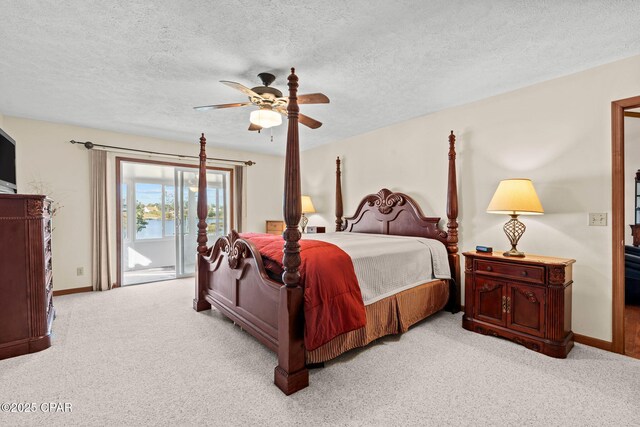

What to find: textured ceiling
left=1, top=1, right=640, bottom=155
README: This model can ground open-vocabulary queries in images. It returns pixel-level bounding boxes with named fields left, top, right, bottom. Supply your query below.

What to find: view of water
left=135, top=219, right=223, bottom=240
left=136, top=219, right=174, bottom=239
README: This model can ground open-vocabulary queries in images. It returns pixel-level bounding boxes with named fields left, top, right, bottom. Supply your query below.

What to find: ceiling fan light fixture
left=249, top=108, right=282, bottom=129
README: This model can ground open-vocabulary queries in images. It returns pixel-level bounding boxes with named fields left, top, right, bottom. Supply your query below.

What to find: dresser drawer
left=475, top=259, right=545, bottom=284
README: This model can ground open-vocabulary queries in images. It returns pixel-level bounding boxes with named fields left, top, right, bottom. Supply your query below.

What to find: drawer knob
left=521, top=271, right=528, bottom=277
left=486, top=266, right=493, bottom=272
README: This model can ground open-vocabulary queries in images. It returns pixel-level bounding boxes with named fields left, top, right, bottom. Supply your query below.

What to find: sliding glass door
left=174, top=167, right=231, bottom=278
left=119, top=159, right=232, bottom=286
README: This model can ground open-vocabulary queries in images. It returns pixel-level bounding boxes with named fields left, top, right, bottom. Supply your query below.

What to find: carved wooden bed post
left=335, top=156, right=343, bottom=232
left=274, top=68, right=309, bottom=395
left=193, top=133, right=212, bottom=312
left=446, top=130, right=461, bottom=312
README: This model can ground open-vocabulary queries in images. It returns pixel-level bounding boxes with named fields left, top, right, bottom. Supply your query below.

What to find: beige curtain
left=91, top=150, right=112, bottom=291
left=234, top=165, right=247, bottom=232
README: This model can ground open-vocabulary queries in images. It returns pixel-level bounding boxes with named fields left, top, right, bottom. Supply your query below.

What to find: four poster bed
left=193, top=69, right=460, bottom=395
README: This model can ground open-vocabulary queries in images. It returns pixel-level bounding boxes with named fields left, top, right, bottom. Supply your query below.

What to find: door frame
left=115, top=156, right=234, bottom=288
left=611, top=95, right=640, bottom=353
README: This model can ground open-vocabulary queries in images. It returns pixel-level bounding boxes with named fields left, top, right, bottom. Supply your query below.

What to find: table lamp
left=486, top=178, right=544, bottom=257
left=300, top=195, right=316, bottom=233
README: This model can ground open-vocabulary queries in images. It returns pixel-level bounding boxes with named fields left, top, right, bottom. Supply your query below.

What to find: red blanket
left=241, top=233, right=366, bottom=351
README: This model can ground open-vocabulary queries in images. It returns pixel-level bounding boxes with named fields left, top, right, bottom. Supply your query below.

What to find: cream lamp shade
left=486, top=179, right=544, bottom=215
left=249, top=108, right=282, bottom=129
left=301, top=196, right=316, bottom=214
left=487, top=178, right=543, bottom=257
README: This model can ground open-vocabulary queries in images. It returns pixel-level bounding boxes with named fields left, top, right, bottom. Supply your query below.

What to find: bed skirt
left=306, top=279, right=449, bottom=364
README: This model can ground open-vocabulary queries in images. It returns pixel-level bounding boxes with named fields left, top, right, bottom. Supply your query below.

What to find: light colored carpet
left=123, top=266, right=177, bottom=286
left=0, top=278, right=638, bottom=426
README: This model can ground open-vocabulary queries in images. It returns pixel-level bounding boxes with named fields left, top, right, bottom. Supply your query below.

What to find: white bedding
left=303, top=232, right=451, bottom=305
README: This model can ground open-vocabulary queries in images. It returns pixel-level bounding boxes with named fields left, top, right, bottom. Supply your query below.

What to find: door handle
left=502, top=295, right=507, bottom=313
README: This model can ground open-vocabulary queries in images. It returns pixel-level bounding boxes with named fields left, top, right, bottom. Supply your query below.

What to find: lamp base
left=300, top=213, right=308, bottom=233
left=502, top=214, right=526, bottom=258
left=503, top=248, right=525, bottom=257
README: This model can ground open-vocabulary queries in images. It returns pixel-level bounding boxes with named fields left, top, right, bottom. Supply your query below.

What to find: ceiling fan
left=194, top=72, right=330, bottom=132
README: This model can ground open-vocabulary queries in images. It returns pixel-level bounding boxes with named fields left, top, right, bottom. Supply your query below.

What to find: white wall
left=125, top=239, right=176, bottom=270
left=625, top=117, right=640, bottom=245
left=301, top=54, right=640, bottom=342
left=3, top=116, right=284, bottom=291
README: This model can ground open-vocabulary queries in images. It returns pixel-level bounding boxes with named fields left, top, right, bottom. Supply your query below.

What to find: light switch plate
left=588, top=213, right=607, bottom=226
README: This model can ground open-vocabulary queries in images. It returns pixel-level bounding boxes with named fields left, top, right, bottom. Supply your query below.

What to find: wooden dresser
left=265, top=220, right=285, bottom=235
left=0, top=195, right=55, bottom=360
left=462, top=251, right=575, bottom=358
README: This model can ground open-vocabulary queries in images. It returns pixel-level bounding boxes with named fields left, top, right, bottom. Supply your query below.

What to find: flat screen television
left=0, top=128, right=17, bottom=193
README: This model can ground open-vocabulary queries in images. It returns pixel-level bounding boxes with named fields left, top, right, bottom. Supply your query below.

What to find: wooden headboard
left=343, top=188, right=448, bottom=242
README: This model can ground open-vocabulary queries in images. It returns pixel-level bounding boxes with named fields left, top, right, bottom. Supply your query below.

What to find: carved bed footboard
left=196, top=231, right=281, bottom=351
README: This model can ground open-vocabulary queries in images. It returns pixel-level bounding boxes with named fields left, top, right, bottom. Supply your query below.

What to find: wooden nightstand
left=265, top=220, right=285, bottom=235
left=462, top=251, right=576, bottom=358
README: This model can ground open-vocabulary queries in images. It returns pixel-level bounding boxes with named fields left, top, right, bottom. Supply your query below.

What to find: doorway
left=611, top=96, right=640, bottom=357
left=116, top=158, right=233, bottom=286
left=622, top=108, right=640, bottom=358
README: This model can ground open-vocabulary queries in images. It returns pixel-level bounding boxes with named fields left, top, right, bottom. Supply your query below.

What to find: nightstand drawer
left=475, top=260, right=545, bottom=284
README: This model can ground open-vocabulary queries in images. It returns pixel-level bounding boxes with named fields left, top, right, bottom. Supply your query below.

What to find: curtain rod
left=68, top=140, right=256, bottom=166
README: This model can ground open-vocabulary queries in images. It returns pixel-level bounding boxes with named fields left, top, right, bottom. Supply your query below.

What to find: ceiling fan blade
left=275, top=93, right=330, bottom=105
left=299, top=113, right=323, bottom=129
left=276, top=108, right=323, bottom=129
left=248, top=123, right=262, bottom=132
left=297, top=93, right=330, bottom=104
left=220, top=80, right=263, bottom=99
left=193, top=102, right=251, bottom=111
